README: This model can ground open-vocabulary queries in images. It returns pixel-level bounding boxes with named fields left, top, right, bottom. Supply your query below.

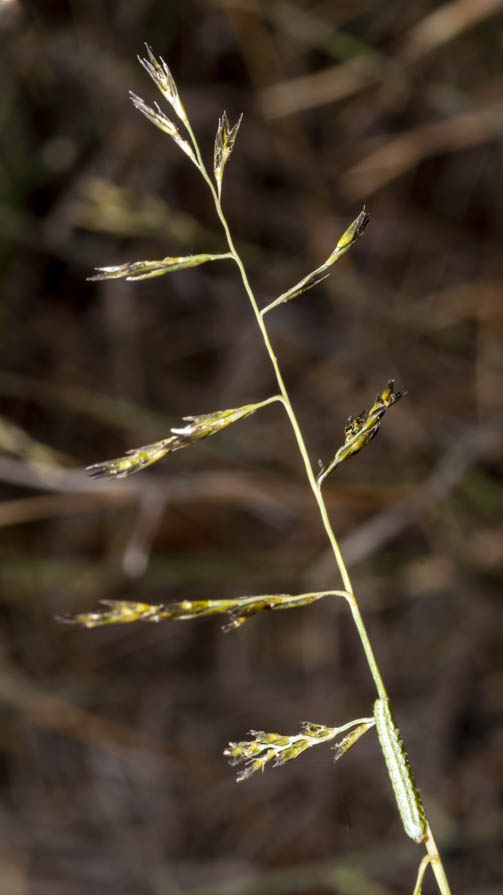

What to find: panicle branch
left=317, top=380, right=407, bottom=486
left=88, top=253, right=232, bottom=282
left=86, top=398, right=281, bottom=479
left=225, top=718, right=375, bottom=782
left=57, top=590, right=351, bottom=630
left=261, top=207, right=369, bottom=315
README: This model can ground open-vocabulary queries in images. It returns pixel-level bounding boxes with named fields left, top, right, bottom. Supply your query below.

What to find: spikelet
left=88, top=253, right=229, bottom=282
left=317, top=380, right=406, bottom=486
left=137, top=44, right=188, bottom=124
left=129, top=92, right=197, bottom=164
left=214, top=111, right=243, bottom=199
left=261, top=208, right=369, bottom=314
left=224, top=717, right=375, bottom=782
left=325, top=206, right=370, bottom=263
left=86, top=401, right=269, bottom=479
left=56, top=591, right=338, bottom=630
left=333, top=720, right=375, bottom=761
left=224, top=722, right=339, bottom=782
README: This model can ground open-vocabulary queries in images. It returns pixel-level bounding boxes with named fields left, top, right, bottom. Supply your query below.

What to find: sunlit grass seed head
left=331, top=206, right=370, bottom=258
left=137, top=44, right=188, bottom=125
left=129, top=91, right=197, bottom=164
left=214, top=111, right=243, bottom=199
left=224, top=719, right=375, bottom=782
left=86, top=402, right=268, bottom=479
left=261, top=207, right=370, bottom=315
left=88, top=253, right=231, bottom=282
left=224, top=723, right=339, bottom=782
left=317, top=379, right=407, bottom=485
left=57, top=591, right=345, bottom=630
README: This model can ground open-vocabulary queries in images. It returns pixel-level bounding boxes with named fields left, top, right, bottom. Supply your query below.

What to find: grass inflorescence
left=60, top=46, right=453, bottom=895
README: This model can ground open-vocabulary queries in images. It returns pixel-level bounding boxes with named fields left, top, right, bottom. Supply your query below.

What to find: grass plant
left=61, top=45, right=453, bottom=895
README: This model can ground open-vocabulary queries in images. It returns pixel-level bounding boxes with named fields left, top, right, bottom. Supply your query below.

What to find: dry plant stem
left=185, top=122, right=452, bottom=895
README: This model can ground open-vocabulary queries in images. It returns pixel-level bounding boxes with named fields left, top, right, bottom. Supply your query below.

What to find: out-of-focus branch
left=0, top=653, right=216, bottom=777
left=259, top=0, right=503, bottom=118
left=0, top=457, right=293, bottom=528
left=399, top=0, right=503, bottom=63
left=341, top=99, right=503, bottom=199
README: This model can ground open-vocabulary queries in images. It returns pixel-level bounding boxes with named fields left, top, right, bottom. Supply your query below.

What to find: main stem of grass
left=187, top=124, right=452, bottom=895
left=212, top=182, right=388, bottom=701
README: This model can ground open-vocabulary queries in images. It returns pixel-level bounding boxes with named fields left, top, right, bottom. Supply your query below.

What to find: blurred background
left=1, top=1, right=502, bottom=892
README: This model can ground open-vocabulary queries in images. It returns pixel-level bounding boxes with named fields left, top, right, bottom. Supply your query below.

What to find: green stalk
left=186, top=119, right=452, bottom=895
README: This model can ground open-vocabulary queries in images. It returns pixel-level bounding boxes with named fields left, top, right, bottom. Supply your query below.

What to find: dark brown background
left=1, top=1, right=502, bottom=893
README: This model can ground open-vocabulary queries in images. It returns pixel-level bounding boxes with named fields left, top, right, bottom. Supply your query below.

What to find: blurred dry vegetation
left=1, top=0, right=502, bottom=893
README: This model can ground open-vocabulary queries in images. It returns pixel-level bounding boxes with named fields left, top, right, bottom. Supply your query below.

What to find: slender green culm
left=61, top=47, right=453, bottom=895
